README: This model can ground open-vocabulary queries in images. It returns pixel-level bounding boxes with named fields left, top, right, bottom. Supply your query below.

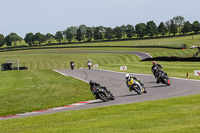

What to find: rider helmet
left=89, top=80, right=94, bottom=85
left=125, top=74, right=130, bottom=80
left=153, top=61, right=156, bottom=64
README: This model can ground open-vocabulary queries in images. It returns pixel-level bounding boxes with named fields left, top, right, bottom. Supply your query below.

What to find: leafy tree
left=9, top=32, right=22, bottom=46
left=165, top=20, right=171, bottom=35
left=5, top=35, right=12, bottom=46
left=114, top=26, right=122, bottom=40
left=85, top=27, right=93, bottom=42
left=34, top=32, right=45, bottom=45
left=76, top=28, right=82, bottom=42
left=0, top=34, right=5, bottom=47
left=170, top=19, right=178, bottom=36
left=135, top=23, right=146, bottom=38
left=99, top=26, right=106, bottom=40
left=104, top=27, right=114, bottom=40
left=69, top=26, right=78, bottom=42
left=172, top=15, right=185, bottom=34
left=55, top=31, right=63, bottom=43
left=64, top=28, right=73, bottom=43
left=158, top=22, right=167, bottom=36
left=181, top=21, right=192, bottom=34
left=24, top=33, right=35, bottom=46
left=45, top=33, right=54, bottom=44
left=192, top=21, right=200, bottom=33
left=79, top=24, right=87, bottom=41
left=146, top=21, right=158, bottom=37
left=126, top=24, right=134, bottom=39
left=120, top=24, right=126, bottom=38
left=94, top=27, right=103, bottom=41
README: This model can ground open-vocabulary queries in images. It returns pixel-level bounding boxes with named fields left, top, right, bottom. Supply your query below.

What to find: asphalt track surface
left=1, top=52, right=200, bottom=120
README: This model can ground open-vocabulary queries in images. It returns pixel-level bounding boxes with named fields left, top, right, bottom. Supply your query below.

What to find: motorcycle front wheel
left=133, top=85, right=142, bottom=95
left=98, top=92, right=109, bottom=102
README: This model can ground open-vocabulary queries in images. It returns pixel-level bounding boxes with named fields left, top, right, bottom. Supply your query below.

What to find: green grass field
left=0, top=35, right=200, bottom=132
left=1, top=93, right=200, bottom=133
left=0, top=70, right=93, bottom=116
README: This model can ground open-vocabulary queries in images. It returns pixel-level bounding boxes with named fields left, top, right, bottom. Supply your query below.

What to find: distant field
left=0, top=48, right=199, bottom=78
left=1, top=34, right=200, bottom=51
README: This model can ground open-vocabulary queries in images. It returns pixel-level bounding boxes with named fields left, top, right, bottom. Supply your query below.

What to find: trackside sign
left=194, top=70, right=200, bottom=76
left=120, top=66, right=127, bottom=70
left=93, top=64, right=99, bottom=68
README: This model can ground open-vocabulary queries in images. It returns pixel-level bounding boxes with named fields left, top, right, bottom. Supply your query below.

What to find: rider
left=87, top=59, right=92, bottom=69
left=70, top=60, right=75, bottom=70
left=89, top=80, right=109, bottom=97
left=151, top=61, right=164, bottom=84
left=125, top=74, right=144, bottom=92
left=87, top=59, right=92, bottom=64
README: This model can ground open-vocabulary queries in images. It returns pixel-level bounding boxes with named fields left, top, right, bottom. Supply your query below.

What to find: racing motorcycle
left=157, top=71, right=170, bottom=86
left=128, top=78, right=147, bottom=95
left=70, top=62, right=75, bottom=70
left=92, top=86, right=115, bottom=102
left=153, top=67, right=170, bottom=86
left=87, top=62, right=92, bottom=70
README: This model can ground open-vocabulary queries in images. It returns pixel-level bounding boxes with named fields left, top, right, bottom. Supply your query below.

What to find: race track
left=2, top=68, right=200, bottom=120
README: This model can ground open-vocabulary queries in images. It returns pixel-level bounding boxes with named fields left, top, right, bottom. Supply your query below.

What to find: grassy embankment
left=1, top=34, right=200, bottom=51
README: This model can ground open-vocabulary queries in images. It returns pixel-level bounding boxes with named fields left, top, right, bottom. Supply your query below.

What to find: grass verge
left=0, top=70, right=93, bottom=116
left=1, top=93, right=200, bottom=133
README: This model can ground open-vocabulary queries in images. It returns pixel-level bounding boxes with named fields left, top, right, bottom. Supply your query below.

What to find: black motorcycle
left=70, top=63, right=75, bottom=70
left=92, top=86, right=115, bottom=102
left=158, top=71, right=170, bottom=86
left=153, top=67, right=170, bottom=86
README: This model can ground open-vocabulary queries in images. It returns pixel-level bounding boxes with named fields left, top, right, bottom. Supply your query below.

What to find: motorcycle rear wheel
left=163, top=77, right=170, bottom=86
left=109, top=93, right=115, bottom=100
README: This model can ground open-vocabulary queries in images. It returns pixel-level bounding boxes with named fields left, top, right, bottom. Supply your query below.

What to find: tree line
left=0, top=15, right=200, bottom=47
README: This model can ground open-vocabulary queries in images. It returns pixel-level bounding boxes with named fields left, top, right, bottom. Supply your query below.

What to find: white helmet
left=125, top=74, right=130, bottom=80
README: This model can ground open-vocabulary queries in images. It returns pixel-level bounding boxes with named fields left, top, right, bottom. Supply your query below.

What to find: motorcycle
left=92, top=86, right=115, bottom=102
left=127, top=77, right=147, bottom=95
left=70, top=63, right=75, bottom=70
left=129, top=81, right=147, bottom=95
left=157, top=71, right=171, bottom=86
left=153, top=67, right=170, bottom=86
left=87, top=62, right=92, bottom=70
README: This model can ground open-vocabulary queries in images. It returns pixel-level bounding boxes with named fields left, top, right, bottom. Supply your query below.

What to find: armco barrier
left=141, top=56, right=200, bottom=62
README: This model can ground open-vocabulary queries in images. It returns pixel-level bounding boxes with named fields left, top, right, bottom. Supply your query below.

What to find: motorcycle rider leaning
left=89, top=80, right=108, bottom=98
left=70, top=60, right=75, bottom=70
left=125, top=74, right=144, bottom=92
left=151, top=61, right=165, bottom=84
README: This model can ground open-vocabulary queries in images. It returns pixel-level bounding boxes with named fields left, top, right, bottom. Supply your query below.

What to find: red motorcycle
left=87, top=62, right=92, bottom=70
